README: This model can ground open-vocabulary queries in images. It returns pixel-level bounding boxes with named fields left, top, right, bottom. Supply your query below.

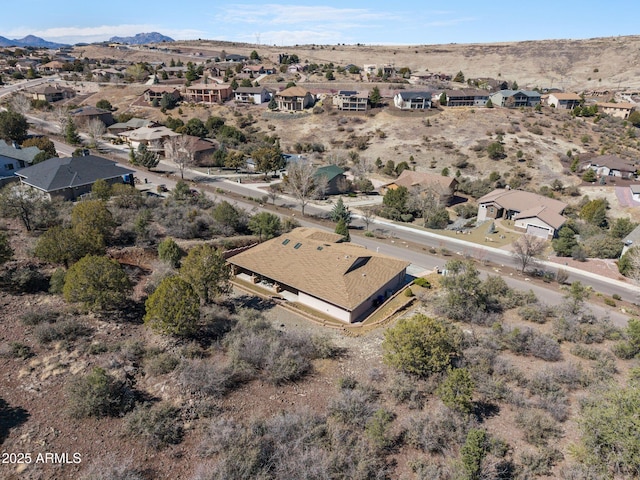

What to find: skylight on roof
left=282, top=239, right=290, bottom=245
left=294, top=242, right=302, bottom=249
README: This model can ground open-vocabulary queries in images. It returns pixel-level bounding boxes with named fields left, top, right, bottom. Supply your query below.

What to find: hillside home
left=233, top=86, right=271, bottom=104
left=69, top=106, right=114, bottom=127
left=143, top=86, right=182, bottom=104
left=275, top=86, right=315, bottom=111
left=585, top=155, right=637, bottom=179
left=381, top=170, right=457, bottom=205
left=30, top=84, right=75, bottom=103
left=393, top=91, right=432, bottom=110
left=119, top=126, right=180, bottom=153
left=547, top=92, right=581, bottom=110
left=333, top=91, right=369, bottom=112
left=15, top=155, right=134, bottom=201
left=313, top=165, right=348, bottom=195
left=477, top=189, right=567, bottom=238
left=597, top=102, right=636, bottom=119
left=227, top=227, right=409, bottom=323
left=36, top=60, right=65, bottom=74
left=183, top=83, right=233, bottom=104
left=0, top=140, right=42, bottom=180
left=489, top=90, right=541, bottom=108
left=439, top=89, right=489, bottom=107
left=107, top=118, right=159, bottom=135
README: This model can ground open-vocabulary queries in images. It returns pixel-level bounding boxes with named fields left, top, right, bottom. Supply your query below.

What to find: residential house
left=119, top=126, right=180, bottom=153
left=107, top=118, right=158, bottom=136
left=489, top=90, right=542, bottom=108
left=333, top=90, right=369, bottom=112
left=621, top=225, right=640, bottom=256
left=477, top=189, right=568, bottom=238
left=241, top=64, right=275, bottom=75
left=234, top=86, right=271, bottom=104
left=227, top=227, right=409, bottom=323
left=585, top=155, right=637, bottom=179
left=37, top=60, right=65, bottom=74
left=275, top=86, right=315, bottom=111
left=15, top=155, right=134, bottom=201
left=143, top=86, right=181, bottom=104
left=183, top=83, right=233, bottom=104
left=439, top=89, right=489, bottom=107
left=547, top=92, right=581, bottom=110
left=314, top=165, right=347, bottom=195
left=393, top=91, right=432, bottom=110
left=597, top=102, right=636, bottom=119
left=69, top=106, right=114, bottom=127
left=224, top=54, right=248, bottom=63
left=0, top=140, right=42, bottom=180
left=30, top=84, right=75, bottom=103
left=185, top=136, right=218, bottom=165
left=381, top=170, right=458, bottom=205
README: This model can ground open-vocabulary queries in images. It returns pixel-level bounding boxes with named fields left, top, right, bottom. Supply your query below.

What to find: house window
left=490, top=207, right=494, bottom=213
left=4, top=164, right=13, bottom=171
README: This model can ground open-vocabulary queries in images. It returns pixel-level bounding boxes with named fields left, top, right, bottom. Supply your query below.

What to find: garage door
left=526, top=224, right=550, bottom=238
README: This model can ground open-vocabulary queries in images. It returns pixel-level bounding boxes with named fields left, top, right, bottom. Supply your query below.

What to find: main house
left=381, top=170, right=458, bottom=206
left=597, top=102, right=636, bottom=119
left=274, top=86, right=315, bottom=111
left=314, top=165, right=348, bottom=195
left=233, top=86, right=271, bottom=105
left=477, top=189, right=567, bottom=238
left=546, top=92, right=581, bottom=110
left=439, top=89, right=489, bottom=107
left=489, top=90, right=541, bottom=108
left=393, top=91, right=432, bottom=110
left=585, top=155, right=637, bottom=179
left=143, top=86, right=182, bottom=105
left=15, top=155, right=134, bottom=201
left=227, top=227, right=409, bottom=323
left=70, top=106, right=115, bottom=127
left=183, top=83, right=233, bottom=104
left=119, top=126, right=180, bottom=153
left=333, top=90, right=369, bottom=112
left=0, top=140, right=42, bottom=181
left=30, top=84, right=75, bottom=103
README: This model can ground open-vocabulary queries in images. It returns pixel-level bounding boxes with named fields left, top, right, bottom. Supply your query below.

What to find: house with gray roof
left=0, top=140, right=43, bottom=180
left=233, top=86, right=271, bottom=105
left=489, top=90, right=541, bottom=108
left=314, top=165, right=348, bottom=195
left=333, top=90, right=369, bottom=112
left=15, top=155, right=135, bottom=201
left=393, top=91, right=432, bottom=110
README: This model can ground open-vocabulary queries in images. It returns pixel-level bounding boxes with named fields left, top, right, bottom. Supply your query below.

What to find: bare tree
left=285, top=160, right=319, bottom=216
left=360, top=206, right=376, bottom=231
left=267, top=182, right=281, bottom=205
left=85, top=118, right=106, bottom=148
left=512, top=234, right=548, bottom=273
left=52, top=105, right=69, bottom=134
left=10, top=94, right=31, bottom=115
left=165, top=135, right=197, bottom=179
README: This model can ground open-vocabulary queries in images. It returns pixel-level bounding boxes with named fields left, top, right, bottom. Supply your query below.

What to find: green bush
left=413, top=277, right=431, bottom=288
left=34, top=319, right=93, bottom=345
left=404, top=287, right=414, bottom=297
left=144, top=353, right=180, bottom=376
left=66, top=367, right=136, bottom=418
left=9, top=342, right=34, bottom=359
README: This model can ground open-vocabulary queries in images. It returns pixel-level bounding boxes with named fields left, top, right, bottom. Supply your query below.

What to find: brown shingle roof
left=550, top=92, right=581, bottom=100
left=478, top=189, right=567, bottom=215
left=514, top=206, right=567, bottom=230
left=228, top=228, right=409, bottom=311
left=276, top=86, right=311, bottom=98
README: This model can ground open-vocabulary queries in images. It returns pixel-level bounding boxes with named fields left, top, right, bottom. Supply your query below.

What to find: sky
left=1, top=1, right=639, bottom=46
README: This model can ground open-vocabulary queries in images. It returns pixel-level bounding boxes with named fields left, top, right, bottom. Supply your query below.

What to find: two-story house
left=333, top=91, right=369, bottom=112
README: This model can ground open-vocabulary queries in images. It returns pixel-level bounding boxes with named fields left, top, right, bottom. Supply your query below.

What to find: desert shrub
left=127, top=403, right=183, bottom=449
left=519, top=447, right=564, bottom=477
left=437, top=368, right=474, bottom=414
left=365, top=408, right=396, bottom=450
left=515, top=409, right=563, bottom=446
left=177, top=358, right=236, bottom=398
left=157, top=237, right=182, bottom=267
left=404, top=406, right=473, bottom=455
left=34, top=319, right=93, bottom=344
left=338, top=375, right=358, bottom=390
left=552, top=310, right=619, bottom=344
left=328, top=388, right=378, bottom=427
left=3, top=265, right=48, bottom=293
left=559, top=463, right=608, bottom=480
left=66, top=367, right=136, bottom=418
left=8, top=342, right=34, bottom=359
left=144, top=352, right=179, bottom=376
left=49, top=267, right=66, bottom=294
left=518, top=305, right=547, bottom=323
left=569, top=344, right=601, bottom=360
left=388, top=373, right=425, bottom=409
left=494, top=324, right=562, bottom=361
left=79, top=457, right=145, bottom=480
left=21, top=310, right=61, bottom=326
left=404, top=287, right=414, bottom=297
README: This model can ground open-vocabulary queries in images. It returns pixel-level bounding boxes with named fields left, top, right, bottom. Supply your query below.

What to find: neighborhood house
left=227, top=227, right=410, bottom=323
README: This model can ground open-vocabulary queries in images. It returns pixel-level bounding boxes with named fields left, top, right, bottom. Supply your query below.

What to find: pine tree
left=335, top=217, right=350, bottom=242
left=330, top=197, right=351, bottom=224
left=65, top=117, right=81, bottom=145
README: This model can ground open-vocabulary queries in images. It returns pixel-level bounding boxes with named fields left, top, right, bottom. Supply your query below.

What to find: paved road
left=46, top=132, right=639, bottom=319
left=0, top=77, right=54, bottom=99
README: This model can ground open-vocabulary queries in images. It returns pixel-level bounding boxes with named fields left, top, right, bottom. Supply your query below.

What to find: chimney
left=12, top=141, right=20, bottom=149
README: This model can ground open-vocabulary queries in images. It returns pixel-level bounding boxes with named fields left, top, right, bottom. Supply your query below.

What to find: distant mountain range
left=0, top=35, right=69, bottom=49
left=108, top=32, right=174, bottom=45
